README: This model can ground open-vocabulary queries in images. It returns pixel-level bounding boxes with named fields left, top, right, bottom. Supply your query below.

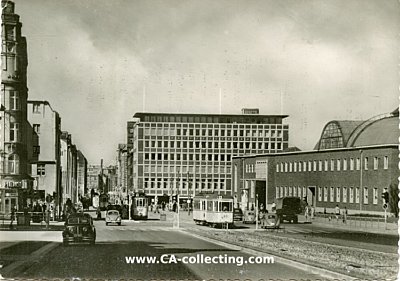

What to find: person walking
left=335, top=205, right=340, bottom=222
left=342, top=207, right=348, bottom=224
left=310, top=205, right=315, bottom=220
left=271, top=201, right=276, bottom=213
left=9, top=205, right=16, bottom=229
left=304, top=204, right=309, bottom=222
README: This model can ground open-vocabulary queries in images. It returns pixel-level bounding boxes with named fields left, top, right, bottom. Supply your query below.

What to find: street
left=3, top=220, right=324, bottom=280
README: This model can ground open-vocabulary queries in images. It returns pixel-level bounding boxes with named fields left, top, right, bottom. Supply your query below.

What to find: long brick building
left=232, top=109, right=399, bottom=215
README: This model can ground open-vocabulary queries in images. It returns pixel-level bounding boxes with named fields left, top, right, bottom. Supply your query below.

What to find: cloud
left=16, top=0, right=400, bottom=162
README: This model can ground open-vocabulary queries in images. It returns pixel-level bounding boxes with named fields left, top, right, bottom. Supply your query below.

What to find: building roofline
left=133, top=112, right=289, bottom=119
left=27, top=100, right=59, bottom=114
left=232, top=144, right=398, bottom=159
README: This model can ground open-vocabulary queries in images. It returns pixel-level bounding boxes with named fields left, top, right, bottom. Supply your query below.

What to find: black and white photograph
left=0, top=0, right=399, bottom=280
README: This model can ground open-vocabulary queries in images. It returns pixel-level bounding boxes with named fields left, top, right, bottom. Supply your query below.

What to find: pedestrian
left=259, top=207, right=266, bottom=228
left=310, top=205, right=315, bottom=220
left=271, top=201, right=276, bottom=213
left=9, top=205, right=16, bottom=229
left=304, top=204, right=309, bottom=222
left=335, top=205, right=340, bottom=222
left=342, top=207, right=348, bottom=224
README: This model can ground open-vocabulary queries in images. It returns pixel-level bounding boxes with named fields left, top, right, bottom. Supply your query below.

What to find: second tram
left=131, top=193, right=148, bottom=220
left=98, top=193, right=109, bottom=219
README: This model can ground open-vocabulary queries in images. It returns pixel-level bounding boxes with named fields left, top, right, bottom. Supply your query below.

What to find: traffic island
left=182, top=226, right=397, bottom=280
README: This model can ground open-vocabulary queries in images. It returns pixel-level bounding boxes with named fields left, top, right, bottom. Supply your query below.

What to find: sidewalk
left=303, top=215, right=399, bottom=236
left=0, top=219, right=65, bottom=231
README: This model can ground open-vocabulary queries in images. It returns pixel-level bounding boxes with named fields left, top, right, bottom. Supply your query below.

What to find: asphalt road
left=5, top=220, right=324, bottom=280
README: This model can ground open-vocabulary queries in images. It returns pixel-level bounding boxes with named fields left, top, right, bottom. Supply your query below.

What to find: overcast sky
left=15, top=0, right=400, bottom=165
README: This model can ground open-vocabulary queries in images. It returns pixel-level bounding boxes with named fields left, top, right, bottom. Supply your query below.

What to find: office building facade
left=128, top=111, right=289, bottom=200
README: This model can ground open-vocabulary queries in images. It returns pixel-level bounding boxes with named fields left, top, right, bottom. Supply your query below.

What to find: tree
left=389, top=181, right=399, bottom=218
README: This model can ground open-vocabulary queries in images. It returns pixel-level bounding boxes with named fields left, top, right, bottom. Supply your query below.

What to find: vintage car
left=105, top=210, right=122, bottom=226
left=261, top=213, right=281, bottom=229
left=62, top=213, right=96, bottom=246
left=243, top=210, right=256, bottom=224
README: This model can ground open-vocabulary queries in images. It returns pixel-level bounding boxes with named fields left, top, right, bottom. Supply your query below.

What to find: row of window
left=275, top=186, right=382, bottom=205
left=276, top=156, right=390, bottom=173
left=142, top=165, right=232, bottom=174
left=142, top=140, right=284, bottom=150
left=143, top=153, right=233, bottom=162
left=142, top=127, right=286, bottom=138
left=143, top=178, right=226, bottom=190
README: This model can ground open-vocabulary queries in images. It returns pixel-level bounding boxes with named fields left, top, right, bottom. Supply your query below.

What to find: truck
left=275, top=197, right=303, bottom=223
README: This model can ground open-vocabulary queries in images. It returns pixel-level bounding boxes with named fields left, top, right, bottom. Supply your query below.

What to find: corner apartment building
left=27, top=100, right=61, bottom=207
left=0, top=0, right=31, bottom=213
left=128, top=110, right=289, bottom=200
left=232, top=109, right=399, bottom=215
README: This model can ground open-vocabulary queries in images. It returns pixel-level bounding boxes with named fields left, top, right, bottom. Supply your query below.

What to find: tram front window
left=220, top=202, right=232, bottom=212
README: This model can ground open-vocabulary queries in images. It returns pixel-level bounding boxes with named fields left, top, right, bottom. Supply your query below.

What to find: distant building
left=27, top=100, right=61, bottom=207
left=76, top=150, right=87, bottom=200
left=87, top=164, right=102, bottom=194
left=128, top=110, right=289, bottom=201
left=60, top=132, right=78, bottom=205
left=117, top=143, right=128, bottom=193
left=232, top=109, right=399, bottom=215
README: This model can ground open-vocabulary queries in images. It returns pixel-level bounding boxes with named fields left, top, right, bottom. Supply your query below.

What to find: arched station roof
left=315, top=108, right=399, bottom=150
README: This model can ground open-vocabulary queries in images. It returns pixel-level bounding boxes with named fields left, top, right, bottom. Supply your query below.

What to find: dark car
left=275, top=197, right=303, bottom=223
left=62, top=213, right=96, bottom=246
left=233, top=208, right=243, bottom=222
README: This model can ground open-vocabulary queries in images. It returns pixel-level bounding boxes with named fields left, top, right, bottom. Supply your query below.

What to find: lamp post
left=176, top=167, right=180, bottom=228
left=187, top=172, right=191, bottom=215
left=359, top=150, right=363, bottom=211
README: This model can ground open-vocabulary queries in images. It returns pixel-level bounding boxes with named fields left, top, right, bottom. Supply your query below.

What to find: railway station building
left=232, top=109, right=399, bottom=215
left=127, top=109, right=289, bottom=202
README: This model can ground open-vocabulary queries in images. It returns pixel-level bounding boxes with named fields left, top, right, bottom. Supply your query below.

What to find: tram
left=98, top=193, right=109, bottom=219
left=193, top=193, right=234, bottom=228
left=131, top=193, right=148, bottom=220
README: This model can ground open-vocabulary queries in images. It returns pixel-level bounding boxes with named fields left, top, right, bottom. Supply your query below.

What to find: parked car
left=62, top=213, right=96, bottom=246
left=233, top=208, right=243, bottom=221
left=262, top=213, right=281, bottom=229
left=105, top=210, right=121, bottom=226
left=275, top=197, right=303, bottom=223
left=243, top=210, right=256, bottom=224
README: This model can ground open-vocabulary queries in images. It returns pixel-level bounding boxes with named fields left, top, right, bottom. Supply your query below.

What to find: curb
left=0, top=242, right=59, bottom=277
left=179, top=229, right=357, bottom=280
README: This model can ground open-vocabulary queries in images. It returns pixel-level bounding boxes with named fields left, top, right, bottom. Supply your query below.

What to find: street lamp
left=176, top=167, right=180, bottom=228
left=187, top=172, right=191, bottom=215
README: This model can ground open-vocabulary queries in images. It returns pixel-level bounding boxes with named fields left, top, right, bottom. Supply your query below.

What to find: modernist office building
left=232, top=109, right=399, bottom=215
left=128, top=109, right=289, bottom=200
